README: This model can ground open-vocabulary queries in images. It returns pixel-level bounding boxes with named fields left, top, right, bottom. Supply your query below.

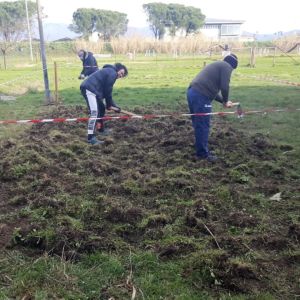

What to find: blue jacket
left=80, top=51, right=98, bottom=77
left=80, top=65, right=118, bottom=108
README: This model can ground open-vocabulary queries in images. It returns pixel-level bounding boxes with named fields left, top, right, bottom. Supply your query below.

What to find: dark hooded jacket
left=189, top=54, right=238, bottom=104
left=80, top=65, right=118, bottom=108
left=80, top=51, right=98, bottom=77
left=189, top=61, right=233, bottom=104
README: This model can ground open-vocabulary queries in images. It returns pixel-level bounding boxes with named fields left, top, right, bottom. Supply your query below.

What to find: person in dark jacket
left=80, top=63, right=128, bottom=145
left=78, top=49, right=99, bottom=79
left=187, top=53, right=238, bottom=162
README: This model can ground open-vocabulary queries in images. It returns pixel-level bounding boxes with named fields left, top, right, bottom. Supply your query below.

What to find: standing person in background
left=187, top=54, right=238, bottom=162
left=80, top=63, right=128, bottom=145
left=77, top=49, right=99, bottom=79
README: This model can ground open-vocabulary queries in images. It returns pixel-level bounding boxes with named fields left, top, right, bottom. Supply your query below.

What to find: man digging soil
left=187, top=53, right=238, bottom=162
left=80, top=63, right=128, bottom=145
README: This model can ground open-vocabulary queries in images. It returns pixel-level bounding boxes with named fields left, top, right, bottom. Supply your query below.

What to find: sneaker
left=98, top=128, right=113, bottom=136
left=206, top=154, right=219, bottom=163
left=197, top=154, right=219, bottom=163
left=87, top=136, right=105, bottom=145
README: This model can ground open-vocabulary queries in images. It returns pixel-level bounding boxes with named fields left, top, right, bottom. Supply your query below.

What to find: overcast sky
left=8, top=0, right=300, bottom=34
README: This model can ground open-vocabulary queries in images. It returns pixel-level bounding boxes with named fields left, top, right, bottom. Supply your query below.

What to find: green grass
left=1, top=55, right=300, bottom=145
left=0, top=54, right=300, bottom=299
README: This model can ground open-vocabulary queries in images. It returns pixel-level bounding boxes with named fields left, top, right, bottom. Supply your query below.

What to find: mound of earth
left=0, top=105, right=299, bottom=297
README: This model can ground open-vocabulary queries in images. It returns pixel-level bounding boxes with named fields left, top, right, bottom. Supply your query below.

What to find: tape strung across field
left=0, top=107, right=299, bottom=125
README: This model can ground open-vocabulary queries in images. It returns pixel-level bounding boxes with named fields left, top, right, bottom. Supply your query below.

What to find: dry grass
left=274, top=36, right=300, bottom=53
left=74, top=35, right=244, bottom=55
left=74, top=39, right=106, bottom=54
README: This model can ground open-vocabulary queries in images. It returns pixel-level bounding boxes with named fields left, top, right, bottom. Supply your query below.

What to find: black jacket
left=80, top=65, right=118, bottom=108
left=80, top=51, right=98, bottom=77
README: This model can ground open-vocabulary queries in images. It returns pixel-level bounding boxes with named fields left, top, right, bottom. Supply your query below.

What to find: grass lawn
left=0, top=54, right=299, bottom=299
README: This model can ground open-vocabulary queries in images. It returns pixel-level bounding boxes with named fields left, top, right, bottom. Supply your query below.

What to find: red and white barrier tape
left=0, top=107, right=299, bottom=125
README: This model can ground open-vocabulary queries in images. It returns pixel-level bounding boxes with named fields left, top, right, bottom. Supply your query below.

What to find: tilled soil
left=0, top=105, right=299, bottom=297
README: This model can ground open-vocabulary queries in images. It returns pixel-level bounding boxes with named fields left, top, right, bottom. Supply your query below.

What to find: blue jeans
left=187, top=87, right=212, bottom=158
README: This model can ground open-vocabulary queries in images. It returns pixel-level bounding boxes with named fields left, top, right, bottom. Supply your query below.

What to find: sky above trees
left=1, top=0, right=298, bottom=34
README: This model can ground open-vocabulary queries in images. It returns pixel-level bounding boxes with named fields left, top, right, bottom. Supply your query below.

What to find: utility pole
left=25, top=0, right=33, bottom=61
left=36, top=0, right=51, bottom=105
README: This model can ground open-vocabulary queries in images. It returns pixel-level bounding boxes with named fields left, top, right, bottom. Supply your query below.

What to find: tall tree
left=69, top=8, right=97, bottom=39
left=165, top=3, right=186, bottom=37
left=70, top=8, right=128, bottom=41
left=0, top=0, right=36, bottom=69
left=181, top=6, right=205, bottom=36
left=143, top=3, right=168, bottom=40
left=144, top=3, right=205, bottom=39
left=95, top=10, right=128, bottom=41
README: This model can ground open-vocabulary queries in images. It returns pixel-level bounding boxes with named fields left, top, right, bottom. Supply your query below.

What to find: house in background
left=200, top=18, right=244, bottom=41
left=162, top=18, right=245, bottom=42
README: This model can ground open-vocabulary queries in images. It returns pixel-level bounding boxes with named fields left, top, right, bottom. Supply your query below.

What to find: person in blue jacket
left=187, top=54, right=238, bottom=162
left=77, top=49, right=99, bottom=79
left=80, top=63, right=128, bottom=145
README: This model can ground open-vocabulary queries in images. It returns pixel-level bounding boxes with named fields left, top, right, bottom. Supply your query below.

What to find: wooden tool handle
left=120, top=109, right=139, bottom=116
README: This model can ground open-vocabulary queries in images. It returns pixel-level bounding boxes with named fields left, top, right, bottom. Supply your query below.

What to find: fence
left=1, top=39, right=300, bottom=69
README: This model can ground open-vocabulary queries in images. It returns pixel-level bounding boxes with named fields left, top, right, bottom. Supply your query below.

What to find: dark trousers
left=187, top=87, right=212, bottom=158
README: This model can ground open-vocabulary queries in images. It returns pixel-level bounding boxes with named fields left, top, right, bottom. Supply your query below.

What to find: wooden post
left=54, top=61, right=59, bottom=104
left=250, top=47, right=256, bottom=68
left=272, top=47, right=276, bottom=67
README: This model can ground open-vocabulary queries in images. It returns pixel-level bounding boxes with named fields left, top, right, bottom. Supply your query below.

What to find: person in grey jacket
left=78, top=49, right=99, bottom=79
left=80, top=63, right=128, bottom=145
left=187, top=54, right=238, bottom=162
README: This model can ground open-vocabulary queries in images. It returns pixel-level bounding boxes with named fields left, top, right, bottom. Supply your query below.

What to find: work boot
left=87, top=136, right=104, bottom=145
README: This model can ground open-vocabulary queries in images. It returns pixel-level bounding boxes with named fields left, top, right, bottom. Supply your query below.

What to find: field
left=0, top=52, right=300, bottom=299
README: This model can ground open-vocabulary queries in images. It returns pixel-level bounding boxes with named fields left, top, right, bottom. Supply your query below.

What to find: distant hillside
left=34, top=23, right=80, bottom=41
left=37, top=23, right=299, bottom=42
left=35, top=23, right=152, bottom=41
left=243, top=29, right=300, bottom=42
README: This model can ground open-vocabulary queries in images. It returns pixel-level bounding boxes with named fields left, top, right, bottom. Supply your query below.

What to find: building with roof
left=201, top=18, right=245, bottom=41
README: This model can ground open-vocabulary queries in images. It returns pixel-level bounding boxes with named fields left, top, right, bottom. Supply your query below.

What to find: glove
left=78, top=74, right=85, bottom=80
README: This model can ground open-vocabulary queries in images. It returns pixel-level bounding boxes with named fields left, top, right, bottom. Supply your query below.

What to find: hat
left=224, top=53, right=238, bottom=69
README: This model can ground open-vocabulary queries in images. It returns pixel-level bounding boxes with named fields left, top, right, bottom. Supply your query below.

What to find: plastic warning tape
left=0, top=108, right=299, bottom=125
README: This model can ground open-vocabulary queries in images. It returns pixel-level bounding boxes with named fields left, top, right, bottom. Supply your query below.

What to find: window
left=221, top=24, right=240, bottom=36
left=202, top=24, right=220, bottom=29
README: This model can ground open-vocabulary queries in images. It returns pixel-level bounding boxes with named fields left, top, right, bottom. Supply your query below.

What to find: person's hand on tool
left=108, top=105, right=121, bottom=113
left=78, top=74, right=85, bottom=80
left=223, top=100, right=233, bottom=108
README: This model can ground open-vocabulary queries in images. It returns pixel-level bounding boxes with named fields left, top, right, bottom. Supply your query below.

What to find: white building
left=201, top=18, right=244, bottom=41
left=162, top=18, right=245, bottom=42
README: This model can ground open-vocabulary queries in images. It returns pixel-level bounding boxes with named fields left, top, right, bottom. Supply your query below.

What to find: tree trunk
left=1, top=50, right=7, bottom=70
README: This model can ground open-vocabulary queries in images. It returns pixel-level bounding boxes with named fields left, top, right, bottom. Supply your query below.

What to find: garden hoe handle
left=120, top=109, right=140, bottom=117
left=108, top=107, right=141, bottom=117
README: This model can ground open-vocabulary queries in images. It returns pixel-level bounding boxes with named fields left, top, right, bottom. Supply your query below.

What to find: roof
left=205, top=18, right=245, bottom=25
